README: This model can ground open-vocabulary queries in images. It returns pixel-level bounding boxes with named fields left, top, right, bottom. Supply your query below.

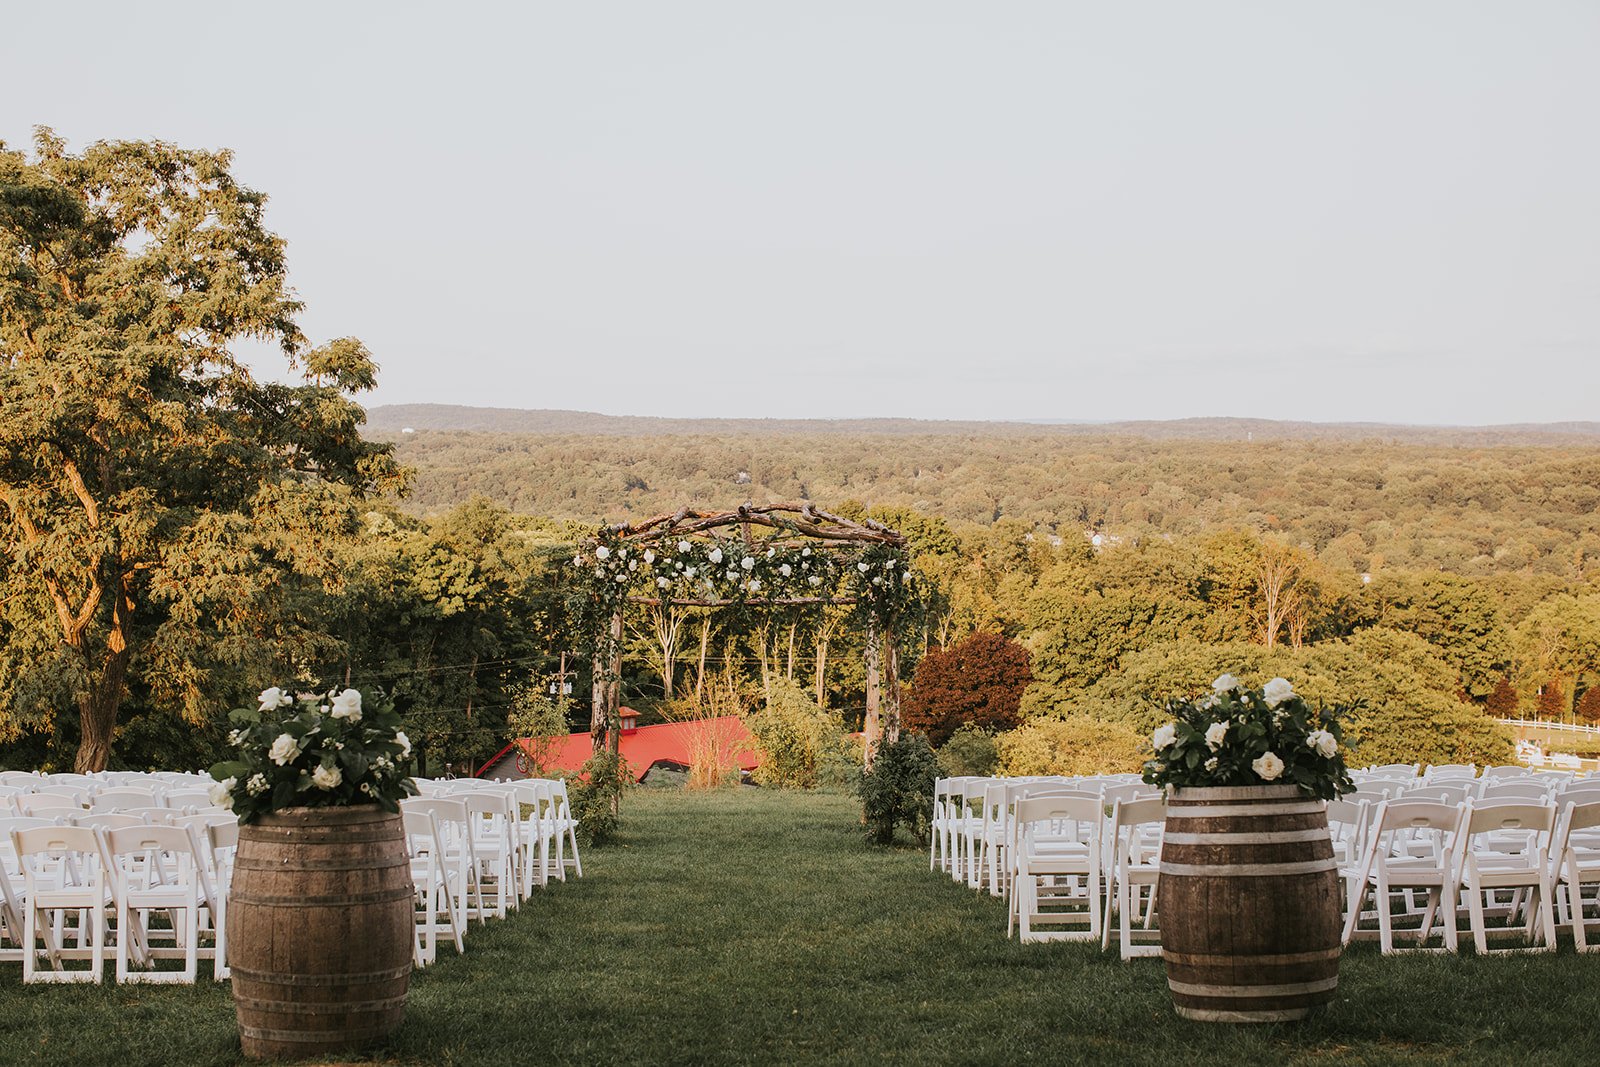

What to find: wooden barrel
left=229, top=806, right=413, bottom=1059
left=1158, top=785, right=1340, bottom=1023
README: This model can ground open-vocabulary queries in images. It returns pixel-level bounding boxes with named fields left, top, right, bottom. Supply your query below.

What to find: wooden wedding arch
left=573, top=502, right=913, bottom=766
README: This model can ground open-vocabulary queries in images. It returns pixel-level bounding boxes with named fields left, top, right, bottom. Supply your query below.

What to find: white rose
left=903, top=570, right=913, bottom=583
left=1152, top=723, right=1178, bottom=751
left=872, top=576, right=883, bottom=586
left=684, top=566, right=696, bottom=578
left=766, top=547, right=776, bottom=559
left=1252, top=751, right=1285, bottom=781
left=678, top=540, right=692, bottom=554
left=209, top=777, right=237, bottom=809
left=709, top=548, right=724, bottom=564
left=741, top=556, right=755, bottom=571
left=808, top=575, right=822, bottom=587
left=1306, top=729, right=1338, bottom=759
left=628, top=559, right=637, bottom=571
left=1205, top=722, right=1228, bottom=750
left=268, top=733, right=301, bottom=766
left=615, top=573, right=628, bottom=583
left=1213, top=674, right=1241, bottom=693
left=779, top=564, right=792, bottom=577
left=329, top=689, right=362, bottom=722
left=1262, top=677, right=1295, bottom=708
left=395, top=731, right=412, bottom=758
left=857, top=562, right=871, bottom=573
left=246, top=773, right=269, bottom=796
left=595, top=545, right=611, bottom=560
left=311, top=763, right=343, bottom=790
left=257, top=686, right=285, bottom=711
left=657, top=577, right=670, bottom=588
left=643, top=549, right=656, bottom=564
left=748, top=579, right=761, bottom=592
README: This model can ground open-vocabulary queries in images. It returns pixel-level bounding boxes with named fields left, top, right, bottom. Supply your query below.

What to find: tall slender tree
left=0, top=129, right=402, bottom=770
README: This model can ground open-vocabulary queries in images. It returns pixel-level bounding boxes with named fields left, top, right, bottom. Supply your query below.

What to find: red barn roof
left=476, top=715, right=760, bottom=783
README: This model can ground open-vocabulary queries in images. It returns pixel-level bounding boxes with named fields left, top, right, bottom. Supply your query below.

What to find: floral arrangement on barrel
left=1141, top=675, right=1356, bottom=800
left=209, top=686, right=419, bottom=822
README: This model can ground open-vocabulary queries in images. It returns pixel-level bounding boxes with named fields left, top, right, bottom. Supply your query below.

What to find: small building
left=475, top=713, right=761, bottom=783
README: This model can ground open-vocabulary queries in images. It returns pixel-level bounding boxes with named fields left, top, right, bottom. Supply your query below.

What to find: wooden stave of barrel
left=228, top=805, right=413, bottom=1059
left=1158, top=784, right=1341, bottom=1023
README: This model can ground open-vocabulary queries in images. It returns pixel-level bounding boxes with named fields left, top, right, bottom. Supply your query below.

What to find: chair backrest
left=104, top=824, right=197, bottom=860
left=1555, top=783, right=1600, bottom=806
left=1477, top=780, right=1552, bottom=802
left=1014, top=795, right=1103, bottom=831
left=17, top=793, right=82, bottom=816
left=117, top=806, right=175, bottom=824
left=1557, top=799, right=1600, bottom=836
left=1479, top=766, right=1534, bottom=781
left=90, top=788, right=166, bottom=810
left=74, top=812, right=147, bottom=833
left=1374, top=799, right=1467, bottom=835
left=1403, top=782, right=1475, bottom=805
left=162, top=789, right=212, bottom=810
left=12, top=824, right=106, bottom=873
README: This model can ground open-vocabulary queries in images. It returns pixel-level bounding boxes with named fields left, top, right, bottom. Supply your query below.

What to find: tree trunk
left=74, top=647, right=131, bottom=773
left=695, top=614, right=712, bottom=701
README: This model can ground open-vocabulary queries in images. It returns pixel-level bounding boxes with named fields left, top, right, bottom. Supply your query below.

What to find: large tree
left=0, top=129, right=402, bottom=770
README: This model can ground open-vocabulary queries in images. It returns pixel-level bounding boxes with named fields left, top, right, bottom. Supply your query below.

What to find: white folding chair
left=1553, top=801, right=1600, bottom=952
left=11, top=825, right=108, bottom=983
left=458, top=791, right=519, bottom=919
left=403, top=809, right=466, bottom=965
left=1101, top=796, right=1164, bottom=959
left=1342, top=800, right=1467, bottom=954
left=548, top=780, right=583, bottom=881
left=1454, top=801, right=1557, bottom=955
left=104, top=825, right=203, bottom=983
left=401, top=798, right=480, bottom=927
left=206, top=821, right=239, bottom=980
left=1010, top=795, right=1104, bottom=943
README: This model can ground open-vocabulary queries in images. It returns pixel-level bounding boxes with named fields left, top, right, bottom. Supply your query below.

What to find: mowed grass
left=1, top=789, right=1597, bottom=1065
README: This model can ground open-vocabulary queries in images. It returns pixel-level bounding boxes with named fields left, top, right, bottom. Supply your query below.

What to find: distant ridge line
left=364, top=404, right=1600, bottom=446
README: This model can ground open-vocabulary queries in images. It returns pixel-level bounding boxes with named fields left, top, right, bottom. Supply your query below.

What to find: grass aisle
left=0, top=790, right=1595, bottom=1064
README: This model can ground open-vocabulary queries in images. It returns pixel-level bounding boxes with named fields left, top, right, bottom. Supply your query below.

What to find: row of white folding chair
left=2, top=821, right=231, bottom=983
left=397, top=782, right=582, bottom=969
left=1341, top=798, right=1562, bottom=955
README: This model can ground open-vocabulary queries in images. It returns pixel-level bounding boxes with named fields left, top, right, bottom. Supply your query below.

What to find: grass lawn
left=1, top=789, right=1596, bottom=1065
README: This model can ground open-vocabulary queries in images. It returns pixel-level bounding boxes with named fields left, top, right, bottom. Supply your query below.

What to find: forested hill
left=368, top=406, right=1600, bottom=580
left=365, top=404, right=1600, bottom=446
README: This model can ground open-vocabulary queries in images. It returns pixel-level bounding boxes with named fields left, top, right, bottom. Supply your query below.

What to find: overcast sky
left=5, top=1, right=1598, bottom=424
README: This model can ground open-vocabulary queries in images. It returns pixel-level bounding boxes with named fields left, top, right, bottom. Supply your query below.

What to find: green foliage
left=748, top=679, right=845, bottom=789
left=1372, top=572, right=1510, bottom=698
left=859, top=733, right=938, bottom=845
left=208, top=686, right=418, bottom=822
left=936, top=724, right=999, bottom=777
left=505, top=690, right=573, bottom=776
left=993, top=716, right=1145, bottom=776
left=0, top=130, right=402, bottom=772
left=569, top=749, right=629, bottom=846
left=1140, top=677, right=1355, bottom=799
left=902, top=632, right=1031, bottom=745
